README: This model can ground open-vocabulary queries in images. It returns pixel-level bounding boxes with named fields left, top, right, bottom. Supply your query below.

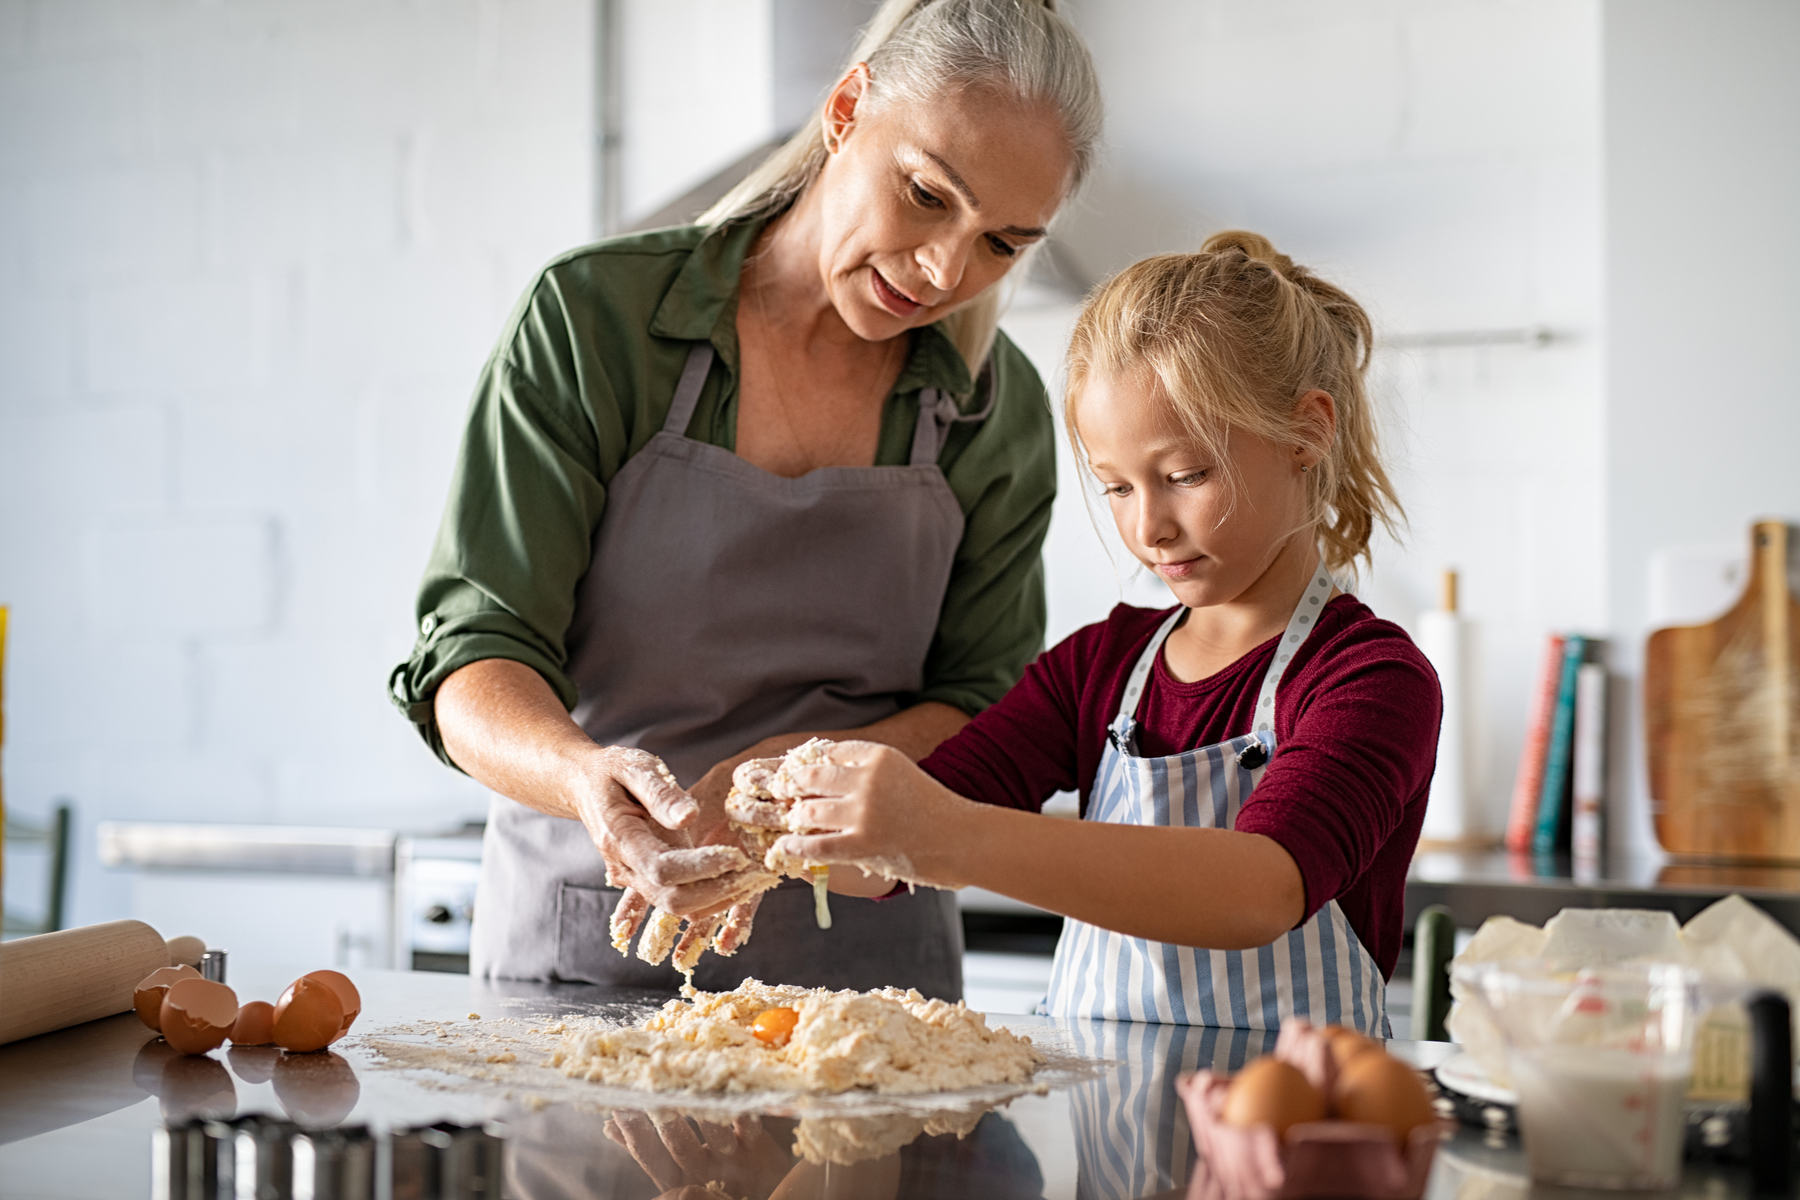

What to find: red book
left=1505, top=634, right=1567, bottom=852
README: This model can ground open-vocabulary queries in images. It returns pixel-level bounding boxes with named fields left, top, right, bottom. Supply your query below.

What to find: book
left=1504, top=634, right=1566, bottom=853
left=1571, top=660, right=1608, bottom=864
left=1533, top=635, right=1589, bottom=854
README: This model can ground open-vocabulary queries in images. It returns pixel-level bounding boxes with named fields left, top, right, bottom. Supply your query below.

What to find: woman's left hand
left=771, top=740, right=972, bottom=890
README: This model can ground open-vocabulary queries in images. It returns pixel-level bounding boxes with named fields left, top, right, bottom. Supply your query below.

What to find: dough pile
left=551, top=979, right=1045, bottom=1095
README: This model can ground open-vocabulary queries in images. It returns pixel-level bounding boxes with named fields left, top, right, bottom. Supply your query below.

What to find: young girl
left=774, top=232, right=1441, bottom=1033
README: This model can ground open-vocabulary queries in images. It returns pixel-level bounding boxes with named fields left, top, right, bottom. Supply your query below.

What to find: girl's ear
left=822, top=63, right=873, bottom=154
left=1293, top=389, right=1337, bottom=468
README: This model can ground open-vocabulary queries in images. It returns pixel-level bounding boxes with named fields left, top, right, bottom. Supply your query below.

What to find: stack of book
left=1504, top=633, right=1608, bottom=859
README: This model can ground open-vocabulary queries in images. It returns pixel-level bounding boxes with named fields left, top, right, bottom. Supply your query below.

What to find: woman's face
left=1077, top=369, right=1317, bottom=610
left=809, top=72, right=1074, bottom=341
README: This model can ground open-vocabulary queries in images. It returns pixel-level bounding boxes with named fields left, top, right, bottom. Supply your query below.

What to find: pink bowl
left=1177, top=1023, right=1442, bottom=1200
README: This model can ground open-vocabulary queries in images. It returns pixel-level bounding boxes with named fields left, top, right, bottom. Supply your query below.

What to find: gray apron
left=471, top=341, right=982, bottom=999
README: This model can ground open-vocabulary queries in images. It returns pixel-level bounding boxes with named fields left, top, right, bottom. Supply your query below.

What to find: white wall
left=1602, top=0, right=1800, bottom=856
left=0, top=0, right=596, bottom=928
left=1038, top=0, right=1606, bottom=839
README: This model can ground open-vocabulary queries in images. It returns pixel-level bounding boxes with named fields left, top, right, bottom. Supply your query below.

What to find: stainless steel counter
left=0, top=966, right=1770, bottom=1199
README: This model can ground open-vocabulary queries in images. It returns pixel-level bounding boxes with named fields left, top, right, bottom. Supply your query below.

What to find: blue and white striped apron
left=1042, top=565, right=1387, bottom=1034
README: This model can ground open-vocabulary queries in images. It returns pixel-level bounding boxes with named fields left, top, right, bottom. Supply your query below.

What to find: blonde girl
left=775, top=232, right=1441, bottom=1032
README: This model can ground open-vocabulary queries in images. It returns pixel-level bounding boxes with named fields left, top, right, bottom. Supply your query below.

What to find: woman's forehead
left=864, top=87, right=1073, bottom=218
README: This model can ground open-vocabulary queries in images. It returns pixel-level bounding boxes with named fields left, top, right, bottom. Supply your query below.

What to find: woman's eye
left=986, top=235, right=1018, bottom=259
left=909, top=180, right=944, bottom=209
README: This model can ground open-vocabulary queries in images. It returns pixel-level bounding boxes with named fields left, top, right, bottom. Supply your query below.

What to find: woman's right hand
left=574, top=746, right=769, bottom=919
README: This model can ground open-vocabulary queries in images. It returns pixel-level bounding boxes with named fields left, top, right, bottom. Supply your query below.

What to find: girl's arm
left=778, top=743, right=1305, bottom=950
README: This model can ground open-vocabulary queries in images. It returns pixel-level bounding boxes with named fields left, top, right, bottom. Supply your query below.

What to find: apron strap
left=1111, top=557, right=1341, bottom=732
left=908, top=356, right=1000, bottom=466
left=663, top=342, right=717, bottom=437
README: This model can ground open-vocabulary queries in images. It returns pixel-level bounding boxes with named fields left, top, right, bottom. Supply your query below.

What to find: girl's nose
left=1134, top=496, right=1178, bottom=549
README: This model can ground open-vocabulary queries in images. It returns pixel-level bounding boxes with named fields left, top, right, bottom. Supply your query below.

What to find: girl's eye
left=1172, top=470, right=1208, bottom=487
left=986, top=235, right=1018, bottom=259
left=1104, top=482, right=1132, bottom=498
left=909, top=180, right=944, bottom=209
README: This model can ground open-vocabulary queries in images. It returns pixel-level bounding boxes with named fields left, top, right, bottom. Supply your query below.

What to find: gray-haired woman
left=390, top=0, right=1102, bottom=997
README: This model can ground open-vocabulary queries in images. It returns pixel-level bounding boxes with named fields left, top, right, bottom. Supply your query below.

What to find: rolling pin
left=0, top=920, right=205, bottom=1046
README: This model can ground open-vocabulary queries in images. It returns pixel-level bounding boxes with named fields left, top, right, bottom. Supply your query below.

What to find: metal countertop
left=0, top=967, right=1772, bottom=1199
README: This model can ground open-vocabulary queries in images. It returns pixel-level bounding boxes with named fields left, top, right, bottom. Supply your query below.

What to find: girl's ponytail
left=1067, top=232, right=1403, bottom=575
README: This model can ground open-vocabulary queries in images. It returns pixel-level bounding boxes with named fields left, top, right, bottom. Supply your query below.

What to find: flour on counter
left=551, top=979, right=1045, bottom=1095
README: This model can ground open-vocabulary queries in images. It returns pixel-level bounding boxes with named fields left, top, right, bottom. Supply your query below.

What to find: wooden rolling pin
left=0, top=920, right=205, bottom=1046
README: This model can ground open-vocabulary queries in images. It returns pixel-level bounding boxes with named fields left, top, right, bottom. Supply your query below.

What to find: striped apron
left=1042, top=565, right=1388, bottom=1034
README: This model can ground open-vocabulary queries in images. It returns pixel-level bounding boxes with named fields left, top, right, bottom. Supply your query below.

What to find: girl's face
left=1077, top=369, right=1317, bottom=610
left=809, top=70, right=1073, bottom=341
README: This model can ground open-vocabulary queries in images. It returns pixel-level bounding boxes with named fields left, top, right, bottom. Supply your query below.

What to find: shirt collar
left=649, top=220, right=978, bottom=401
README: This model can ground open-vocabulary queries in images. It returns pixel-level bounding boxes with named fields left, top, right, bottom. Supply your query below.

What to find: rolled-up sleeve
left=389, top=355, right=610, bottom=768
left=914, top=332, right=1058, bottom=715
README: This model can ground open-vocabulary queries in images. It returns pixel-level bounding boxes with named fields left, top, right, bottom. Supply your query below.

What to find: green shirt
left=389, top=221, right=1057, bottom=767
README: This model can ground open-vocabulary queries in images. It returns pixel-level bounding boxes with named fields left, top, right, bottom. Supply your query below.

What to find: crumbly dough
left=551, top=979, right=1044, bottom=1096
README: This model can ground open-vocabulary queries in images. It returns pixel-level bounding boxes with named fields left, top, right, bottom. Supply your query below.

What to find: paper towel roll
left=1418, top=570, right=1482, bottom=845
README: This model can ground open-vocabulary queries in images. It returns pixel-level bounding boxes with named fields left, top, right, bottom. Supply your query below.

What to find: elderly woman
left=389, top=0, right=1101, bottom=998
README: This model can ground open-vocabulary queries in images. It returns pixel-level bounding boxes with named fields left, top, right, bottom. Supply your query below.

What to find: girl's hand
left=772, top=740, right=973, bottom=890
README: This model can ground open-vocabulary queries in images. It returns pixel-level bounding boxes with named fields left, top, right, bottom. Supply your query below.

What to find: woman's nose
left=915, top=236, right=969, bottom=296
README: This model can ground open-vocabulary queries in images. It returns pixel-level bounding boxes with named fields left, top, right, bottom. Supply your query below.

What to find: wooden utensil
left=1646, top=520, right=1800, bottom=860
left=0, top=920, right=173, bottom=1045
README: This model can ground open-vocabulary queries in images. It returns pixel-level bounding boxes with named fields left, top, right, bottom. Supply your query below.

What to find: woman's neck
left=1161, top=536, right=1324, bottom=684
left=746, top=204, right=865, bottom=363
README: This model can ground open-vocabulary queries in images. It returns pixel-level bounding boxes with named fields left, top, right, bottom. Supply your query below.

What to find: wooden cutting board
left=1646, top=520, right=1800, bottom=860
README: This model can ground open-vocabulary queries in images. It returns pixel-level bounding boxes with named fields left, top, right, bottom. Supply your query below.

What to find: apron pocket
left=555, top=883, right=688, bottom=987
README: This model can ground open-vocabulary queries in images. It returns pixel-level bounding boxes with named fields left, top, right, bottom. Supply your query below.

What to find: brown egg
left=272, top=977, right=345, bottom=1053
left=160, top=978, right=240, bottom=1055
left=1320, top=1024, right=1379, bottom=1071
left=1333, top=1051, right=1438, bottom=1144
left=231, top=1000, right=277, bottom=1046
left=301, top=970, right=361, bottom=1042
left=1222, top=1057, right=1326, bottom=1137
left=273, top=1050, right=361, bottom=1125
left=133, top=965, right=203, bottom=1032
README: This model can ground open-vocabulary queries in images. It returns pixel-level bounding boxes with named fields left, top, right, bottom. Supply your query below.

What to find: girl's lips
left=870, top=269, right=924, bottom=317
left=1154, top=558, right=1201, bottom=579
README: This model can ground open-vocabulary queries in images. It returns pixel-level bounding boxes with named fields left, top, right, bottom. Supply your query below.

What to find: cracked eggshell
left=160, top=978, right=240, bottom=1055
left=300, top=970, right=361, bottom=1042
left=272, top=977, right=345, bottom=1053
left=231, top=1000, right=276, bottom=1046
left=134, top=965, right=203, bottom=1032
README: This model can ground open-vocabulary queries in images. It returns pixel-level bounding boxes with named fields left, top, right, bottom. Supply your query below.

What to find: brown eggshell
left=228, top=1045, right=281, bottom=1085
left=272, top=977, right=345, bottom=1053
left=1320, top=1024, right=1379, bottom=1071
left=301, top=970, right=361, bottom=1041
left=160, top=978, right=240, bottom=1055
left=133, top=965, right=203, bottom=1032
left=1222, top=1057, right=1326, bottom=1137
left=157, top=1053, right=237, bottom=1122
left=230, top=1000, right=277, bottom=1046
left=1333, top=1050, right=1438, bottom=1144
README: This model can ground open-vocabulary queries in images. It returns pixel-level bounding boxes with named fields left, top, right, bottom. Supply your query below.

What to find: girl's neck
left=1161, top=536, right=1325, bottom=684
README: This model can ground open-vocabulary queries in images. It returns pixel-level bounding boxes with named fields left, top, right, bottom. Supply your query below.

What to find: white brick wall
left=1048, top=0, right=1605, bottom=840
left=0, top=0, right=596, bottom=926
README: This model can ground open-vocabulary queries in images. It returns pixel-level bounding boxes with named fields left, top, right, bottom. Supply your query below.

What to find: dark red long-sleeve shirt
left=920, top=596, right=1441, bottom=979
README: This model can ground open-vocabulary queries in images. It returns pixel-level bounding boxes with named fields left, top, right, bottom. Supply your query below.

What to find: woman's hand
left=770, top=740, right=975, bottom=890
left=606, top=1109, right=795, bottom=1200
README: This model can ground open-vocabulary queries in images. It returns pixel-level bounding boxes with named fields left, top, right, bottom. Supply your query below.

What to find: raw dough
left=551, top=979, right=1045, bottom=1095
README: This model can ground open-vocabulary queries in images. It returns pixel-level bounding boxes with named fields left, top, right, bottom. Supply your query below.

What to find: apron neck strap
left=664, top=342, right=717, bottom=437
left=908, top=356, right=1000, bottom=467
left=1112, top=556, right=1341, bottom=729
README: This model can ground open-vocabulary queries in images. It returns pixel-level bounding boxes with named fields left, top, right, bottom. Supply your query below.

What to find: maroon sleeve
left=919, top=631, right=1085, bottom=812
left=1232, top=622, right=1440, bottom=940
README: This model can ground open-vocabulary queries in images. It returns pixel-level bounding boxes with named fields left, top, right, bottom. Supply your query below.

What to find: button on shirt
left=390, top=220, right=1058, bottom=766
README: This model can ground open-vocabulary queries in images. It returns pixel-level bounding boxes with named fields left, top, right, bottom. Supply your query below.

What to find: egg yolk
left=752, top=1007, right=799, bottom=1046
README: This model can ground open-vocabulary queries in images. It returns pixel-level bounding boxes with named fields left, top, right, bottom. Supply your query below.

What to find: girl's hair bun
left=1201, top=229, right=1295, bottom=277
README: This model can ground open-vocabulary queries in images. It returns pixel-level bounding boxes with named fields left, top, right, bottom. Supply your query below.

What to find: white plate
left=1432, top=1049, right=1517, bottom=1106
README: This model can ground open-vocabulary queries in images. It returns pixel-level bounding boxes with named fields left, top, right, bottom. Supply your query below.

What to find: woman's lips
left=1154, top=558, right=1201, bottom=579
left=870, top=269, right=924, bottom=317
